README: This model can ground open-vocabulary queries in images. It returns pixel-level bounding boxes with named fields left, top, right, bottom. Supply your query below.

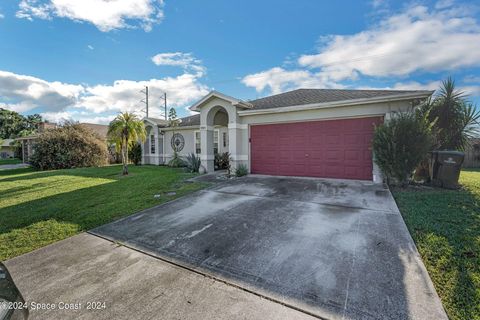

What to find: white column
left=228, top=123, right=248, bottom=171
left=154, top=130, right=159, bottom=165
left=200, top=125, right=214, bottom=172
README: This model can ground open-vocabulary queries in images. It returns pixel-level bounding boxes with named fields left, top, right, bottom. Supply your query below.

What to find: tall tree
left=0, top=108, right=42, bottom=139
left=108, top=112, right=146, bottom=175
left=427, top=78, right=480, bottom=150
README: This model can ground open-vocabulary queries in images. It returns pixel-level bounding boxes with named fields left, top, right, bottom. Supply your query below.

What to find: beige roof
left=79, top=123, right=109, bottom=140
left=1, top=139, right=14, bottom=147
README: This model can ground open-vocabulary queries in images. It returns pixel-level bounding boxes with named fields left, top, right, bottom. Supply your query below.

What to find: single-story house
left=142, top=88, right=433, bottom=182
left=0, top=139, right=15, bottom=159
left=17, top=122, right=109, bottom=163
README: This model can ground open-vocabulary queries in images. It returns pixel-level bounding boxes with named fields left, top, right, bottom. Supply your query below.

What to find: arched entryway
left=200, top=105, right=230, bottom=172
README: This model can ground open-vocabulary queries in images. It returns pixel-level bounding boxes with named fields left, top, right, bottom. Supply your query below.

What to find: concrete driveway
left=88, top=175, right=447, bottom=320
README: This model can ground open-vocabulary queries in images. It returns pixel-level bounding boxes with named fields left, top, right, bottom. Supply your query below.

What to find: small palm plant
left=108, top=112, right=146, bottom=175
left=185, top=153, right=201, bottom=173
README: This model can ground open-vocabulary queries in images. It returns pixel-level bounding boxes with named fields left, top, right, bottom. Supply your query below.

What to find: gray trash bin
left=429, top=150, right=464, bottom=189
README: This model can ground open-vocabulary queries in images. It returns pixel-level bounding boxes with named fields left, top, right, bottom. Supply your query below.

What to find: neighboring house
left=0, top=139, right=15, bottom=159
left=17, top=122, right=109, bottom=163
left=464, top=138, right=480, bottom=168
left=142, top=88, right=433, bottom=182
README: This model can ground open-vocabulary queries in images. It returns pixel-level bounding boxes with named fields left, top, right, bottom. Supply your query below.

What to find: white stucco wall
left=163, top=127, right=197, bottom=162
left=162, top=125, right=229, bottom=162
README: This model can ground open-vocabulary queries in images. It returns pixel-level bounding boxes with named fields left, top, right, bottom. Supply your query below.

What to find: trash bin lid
left=436, top=150, right=464, bottom=165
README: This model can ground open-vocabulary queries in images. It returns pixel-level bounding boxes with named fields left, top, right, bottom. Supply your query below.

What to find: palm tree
left=108, top=112, right=146, bottom=175
left=428, top=78, right=480, bottom=150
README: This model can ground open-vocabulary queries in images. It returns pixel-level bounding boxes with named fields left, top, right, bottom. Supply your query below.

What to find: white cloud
left=464, top=75, right=480, bottom=83
left=0, top=12, right=5, bottom=19
left=435, top=0, right=455, bottom=9
left=16, top=0, right=165, bottom=32
left=0, top=69, right=209, bottom=123
left=79, top=73, right=209, bottom=115
left=0, top=70, right=84, bottom=113
left=371, top=0, right=386, bottom=9
left=298, top=4, right=480, bottom=80
left=242, top=67, right=343, bottom=94
left=359, top=80, right=480, bottom=98
left=41, top=110, right=116, bottom=124
left=391, top=80, right=441, bottom=91
left=87, top=44, right=94, bottom=50
left=242, top=2, right=480, bottom=94
left=151, top=52, right=205, bottom=76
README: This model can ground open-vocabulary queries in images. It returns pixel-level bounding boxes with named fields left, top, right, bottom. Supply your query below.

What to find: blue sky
left=0, top=0, right=479, bottom=123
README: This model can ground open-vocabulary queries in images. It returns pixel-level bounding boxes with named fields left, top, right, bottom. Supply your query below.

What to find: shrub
left=235, top=164, right=248, bottom=177
left=185, top=153, right=201, bottom=173
left=214, top=152, right=230, bottom=169
left=167, top=151, right=185, bottom=168
left=30, top=122, right=108, bottom=170
left=128, top=142, right=142, bottom=165
left=373, top=111, right=433, bottom=186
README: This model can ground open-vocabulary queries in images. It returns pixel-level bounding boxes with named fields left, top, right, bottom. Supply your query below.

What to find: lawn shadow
left=0, top=165, right=205, bottom=257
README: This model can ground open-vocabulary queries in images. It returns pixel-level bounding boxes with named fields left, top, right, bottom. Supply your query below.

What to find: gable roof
left=248, top=89, right=433, bottom=110
left=144, top=117, right=169, bottom=126
left=189, top=91, right=252, bottom=111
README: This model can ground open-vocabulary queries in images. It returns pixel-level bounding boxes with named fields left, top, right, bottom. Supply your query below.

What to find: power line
left=140, top=86, right=168, bottom=120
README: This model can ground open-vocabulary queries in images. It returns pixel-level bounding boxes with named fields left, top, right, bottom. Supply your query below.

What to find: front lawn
left=0, top=165, right=206, bottom=261
left=393, top=169, right=480, bottom=320
left=0, top=158, right=22, bottom=165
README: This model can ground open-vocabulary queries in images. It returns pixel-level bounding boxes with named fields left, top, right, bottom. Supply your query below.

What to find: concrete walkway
left=0, top=163, right=30, bottom=170
left=5, top=233, right=316, bottom=320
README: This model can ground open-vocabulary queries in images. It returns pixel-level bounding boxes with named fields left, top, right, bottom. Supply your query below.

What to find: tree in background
left=29, top=122, right=108, bottom=170
left=128, top=142, right=142, bottom=166
left=108, top=112, right=146, bottom=175
left=426, top=78, right=480, bottom=150
left=0, top=109, right=42, bottom=139
left=168, top=107, right=180, bottom=127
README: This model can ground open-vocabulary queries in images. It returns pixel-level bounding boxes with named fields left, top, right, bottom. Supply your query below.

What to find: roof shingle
left=248, top=88, right=432, bottom=110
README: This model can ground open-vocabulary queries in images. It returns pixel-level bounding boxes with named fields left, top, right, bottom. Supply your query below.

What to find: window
left=150, top=135, right=155, bottom=154
left=214, top=129, right=219, bottom=154
left=195, top=131, right=201, bottom=154
left=223, top=132, right=227, bottom=148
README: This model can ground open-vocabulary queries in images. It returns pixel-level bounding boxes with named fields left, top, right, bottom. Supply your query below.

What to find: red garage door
left=250, top=117, right=383, bottom=180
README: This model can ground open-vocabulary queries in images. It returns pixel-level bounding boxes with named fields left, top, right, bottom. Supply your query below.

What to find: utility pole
left=164, top=92, right=167, bottom=120
left=139, top=87, right=167, bottom=119
left=140, top=86, right=149, bottom=118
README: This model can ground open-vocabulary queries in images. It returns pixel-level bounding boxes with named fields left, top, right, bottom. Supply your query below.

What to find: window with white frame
left=195, top=131, right=201, bottom=154
left=214, top=129, right=219, bottom=154
left=150, top=134, right=155, bottom=154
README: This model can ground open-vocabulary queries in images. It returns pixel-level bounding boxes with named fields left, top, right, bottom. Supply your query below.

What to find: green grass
left=0, top=158, right=22, bottom=165
left=0, top=165, right=207, bottom=261
left=393, top=169, right=480, bottom=320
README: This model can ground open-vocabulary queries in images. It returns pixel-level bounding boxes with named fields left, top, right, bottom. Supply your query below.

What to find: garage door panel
left=345, top=150, right=361, bottom=161
left=250, top=117, right=382, bottom=180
